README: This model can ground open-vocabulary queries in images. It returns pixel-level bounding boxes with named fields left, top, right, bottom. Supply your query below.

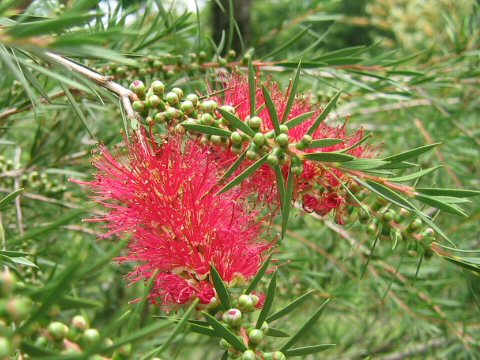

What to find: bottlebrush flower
left=79, top=132, right=272, bottom=309
left=214, top=72, right=375, bottom=221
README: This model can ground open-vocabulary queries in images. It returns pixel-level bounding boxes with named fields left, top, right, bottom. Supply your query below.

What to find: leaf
left=217, top=154, right=268, bottom=194
left=415, top=188, right=480, bottom=198
left=387, top=166, right=442, bottom=182
left=442, top=256, right=480, bottom=275
left=282, top=62, right=302, bottom=123
left=203, top=313, right=247, bottom=351
left=9, top=256, right=38, bottom=268
left=267, top=328, right=290, bottom=337
left=156, top=299, right=199, bottom=353
left=302, top=152, right=354, bottom=163
left=262, top=84, right=281, bottom=134
left=217, top=107, right=256, bottom=137
left=280, top=298, right=330, bottom=351
left=306, top=90, right=342, bottom=136
left=285, top=111, right=316, bottom=130
left=281, top=167, right=294, bottom=240
left=354, top=178, right=414, bottom=210
left=245, top=253, right=273, bottom=294
left=340, top=159, right=388, bottom=170
left=308, top=138, right=343, bottom=149
left=210, top=264, right=231, bottom=310
left=181, top=123, right=231, bottom=137
left=266, top=290, right=316, bottom=323
left=382, top=143, right=441, bottom=163
left=274, top=166, right=286, bottom=207
left=256, top=272, right=277, bottom=328
left=415, top=195, right=467, bottom=217
left=284, top=344, right=336, bottom=357
left=378, top=161, right=417, bottom=170
left=0, top=188, right=23, bottom=210
left=248, top=57, right=256, bottom=117
left=59, top=82, right=95, bottom=139
left=218, top=150, right=247, bottom=184
left=262, top=26, right=310, bottom=60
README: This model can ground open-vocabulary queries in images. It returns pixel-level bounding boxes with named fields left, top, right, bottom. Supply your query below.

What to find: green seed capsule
left=132, top=100, right=145, bottom=113
left=409, top=219, right=423, bottom=231
left=151, top=80, right=165, bottom=95
left=242, top=350, right=256, bottom=360
left=267, top=153, right=279, bottom=166
left=238, top=294, right=255, bottom=312
left=248, top=329, right=264, bottom=344
left=253, top=133, right=265, bottom=146
left=0, top=271, right=15, bottom=296
left=185, top=94, right=199, bottom=106
left=171, top=87, right=184, bottom=99
left=48, top=321, right=68, bottom=341
left=181, top=100, right=195, bottom=115
left=211, top=135, right=222, bottom=145
left=246, top=150, right=257, bottom=160
left=165, top=108, right=178, bottom=120
left=0, top=337, right=12, bottom=358
left=248, top=116, right=262, bottom=129
left=200, top=100, right=217, bottom=113
left=275, top=133, right=289, bottom=146
left=71, top=315, right=88, bottom=331
left=165, top=92, right=180, bottom=106
left=279, top=124, right=289, bottom=134
left=154, top=112, right=167, bottom=124
left=272, top=351, right=286, bottom=360
left=230, top=132, right=243, bottom=144
left=200, top=113, right=215, bottom=125
left=82, top=328, right=100, bottom=346
left=220, top=105, right=235, bottom=114
left=147, top=95, right=162, bottom=108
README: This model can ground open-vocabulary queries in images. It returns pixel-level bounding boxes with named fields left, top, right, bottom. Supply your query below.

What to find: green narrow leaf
left=382, top=142, right=441, bottom=163
left=308, top=138, right=343, bottom=149
left=262, top=26, right=310, bottom=60
left=387, top=166, right=442, bottom=182
left=340, top=159, right=388, bottom=170
left=245, top=254, right=273, bottom=294
left=266, top=290, right=316, bottom=323
left=415, top=194, right=467, bottom=217
left=415, top=188, right=480, bottom=198
left=156, top=299, right=199, bottom=353
left=378, top=161, right=417, bottom=170
left=59, top=82, right=95, bottom=139
left=181, top=123, right=231, bottom=137
left=248, top=57, right=256, bottom=117
left=306, top=90, right=342, bottom=136
left=280, top=298, right=330, bottom=351
left=302, top=152, right=354, bottom=163
left=262, top=84, right=281, bottom=134
left=203, top=313, right=247, bottom=351
left=354, top=178, right=414, bottom=210
left=282, top=62, right=302, bottom=123
left=218, top=151, right=247, bottom=185
left=267, top=328, right=290, bottom=337
left=217, top=108, right=256, bottom=137
left=281, top=168, right=294, bottom=240
left=210, top=264, right=231, bottom=310
left=217, top=154, right=268, bottom=194
left=285, top=111, right=316, bottom=130
left=0, top=188, right=23, bottom=210
left=442, top=256, right=480, bottom=274
left=274, top=166, right=286, bottom=207
left=284, top=344, right=336, bottom=357
left=256, top=272, right=277, bottom=328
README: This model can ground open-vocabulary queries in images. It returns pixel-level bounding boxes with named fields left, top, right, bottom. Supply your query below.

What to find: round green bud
left=409, top=219, right=423, bottom=231
left=200, top=100, right=217, bottom=113
left=138, top=67, right=147, bottom=76
left=267, top=153, right=279, bottom=166
left=220, top=105, right=235, bottom=114
left=275, top=133, right=289, bottom=146
left=185, top=94, right=199, bottom=106
left=263, top=353, right=273, bottom=360
left=147, top=95, right=162, bottom=108
left=129, top=80, right=145, bottom=96
left=48, top=321, right=68, bottom=341
left=165, top=107, right=178, bottom=121
left=0, top=271, right=15, bottom=296
left=151, top=80, right=165, bottom=95
left=222, top=308, right=242, bottom=327
left=238, top=294, right=255, bottom=312
left=424, top=248, right=434, bottom=259
left=242, top=350, right=256, bottom=360
left=71, top=315, right=88, bottom=331
left=279, top=124, right=289, bottom=134
left=0, top=336, right=12, bottom=358
left=165, top=92, right=180, bottom=106
left=171, top=87, right=184, bottom=99
left=292, top=164, right=303, bottom=175
left=198, top=51, right=207, bottom=61
left=7, top=297, right=32, bottom=322
left=174, top=124, right=186, bottom=135
left=366, top=223, right=377, bottom=235
left=230, top=132, right=243, bottom=144
left=181, top=100, right=195, bottom=115
left=272, top=351, right=286, bottom=360
left=422, top=227, right=434, bottom=237
left=248, top=329, right=264, bottom=344
left=295, top=142, right=308, bottom=151
left=260, top=321, right=269, bottom=334
left=265, top=130, right=275, bottom=139
left=246, top=150, right=257, bottom=160
left=200, top=113, right=215, bottom=125
left=219, top=338, right=232, bottom=350
left=132, top=100, right=145, bottom=113
left=253, top=133, right=265, bottom=146
left=82, top=328, right=100, bottom=346
left=34, top=336, right=48, bottom=348
left=154, top=112, right=167, bottom=124
left=227, top=50, right=237, bottom=59
left=211, top=135, right=222, bottom=145
left=382, top=210, right=394, bottom=223
left=231, top=143, right=244, bottom=155
left=250, top=294, right=260, bottom=307
left=218, top=57, right=228, bottom=67
left=118, top=343, right=132, bottom=357
left=248, top=116, right=262, bottom=129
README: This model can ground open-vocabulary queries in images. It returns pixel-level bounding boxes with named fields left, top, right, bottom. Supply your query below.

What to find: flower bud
left=237, top=294, right=255, bottom=312
left=241, top=350, right=256, bottom=360
left=0, top=336, right=12, bottom=358
left=260, top=321, right=269, bottom=334
left=129, top=80, right=145, bottom=97
left=7, top=296, right=32, bottom=322
left=132, top=100, right=145, bottom=113
left=71, top=315, right=88, bottom=331
left=219, top=338, right=232, bottom=350
left=48, top=321, right=69, bottom=341
left=246, top=150, right=258, bottom=160
left=275, top=134, right=289, bottom=146
left=248, top=329, right=264, bottom=344
left=265, top=131, right=275, bottom=139
left=147, top=95, right=162, bottom=109
left=118, top=343, right=132, bottom=357
left=154, top=112, right=167, bottom=124
left=165, top=107, right=178, bottom=121
left=267, top=153, right=279, bottom=166
left=408, top=219, right=423, bottom=232
left=222, top=308, right=242, bottom=327
left=82, top=328, right=100, bottom=346
left=248, top=116, right=262, bottom=129
left=151, top=80, right=165, bottom=95
left=279, top=124, right=289, bottom=134
left=165, top=92, right=180, bottom=106
left=211, top=135, right=222, bottom=145
left=200, top=113, right=215, bottom=125
left=253, top=133, right=265, bottom=146
left=181, top=100, right=195, bottom=115
left=0, top=271, right=15, bottom=296
left=421, top=227, right=434, bottom=237
left=231, top=143, right=243, bottom=154
left=186, top=94, right=199, bottom=106
left=230, top=132, right=243, bottom=144
left=200, top=100, right=217, bottom=113
left=272, top=351, right=286, bottom=360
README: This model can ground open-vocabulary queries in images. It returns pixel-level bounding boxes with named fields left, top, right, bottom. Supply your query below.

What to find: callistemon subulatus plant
left=72, top=59, right=480, bottom=359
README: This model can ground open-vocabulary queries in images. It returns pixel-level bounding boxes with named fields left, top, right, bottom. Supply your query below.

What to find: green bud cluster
left=349, top=186, right=437, bottom=259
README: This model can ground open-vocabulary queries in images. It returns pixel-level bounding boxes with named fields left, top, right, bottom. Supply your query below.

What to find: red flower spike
left=79, top=132, right=272, bottom=310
